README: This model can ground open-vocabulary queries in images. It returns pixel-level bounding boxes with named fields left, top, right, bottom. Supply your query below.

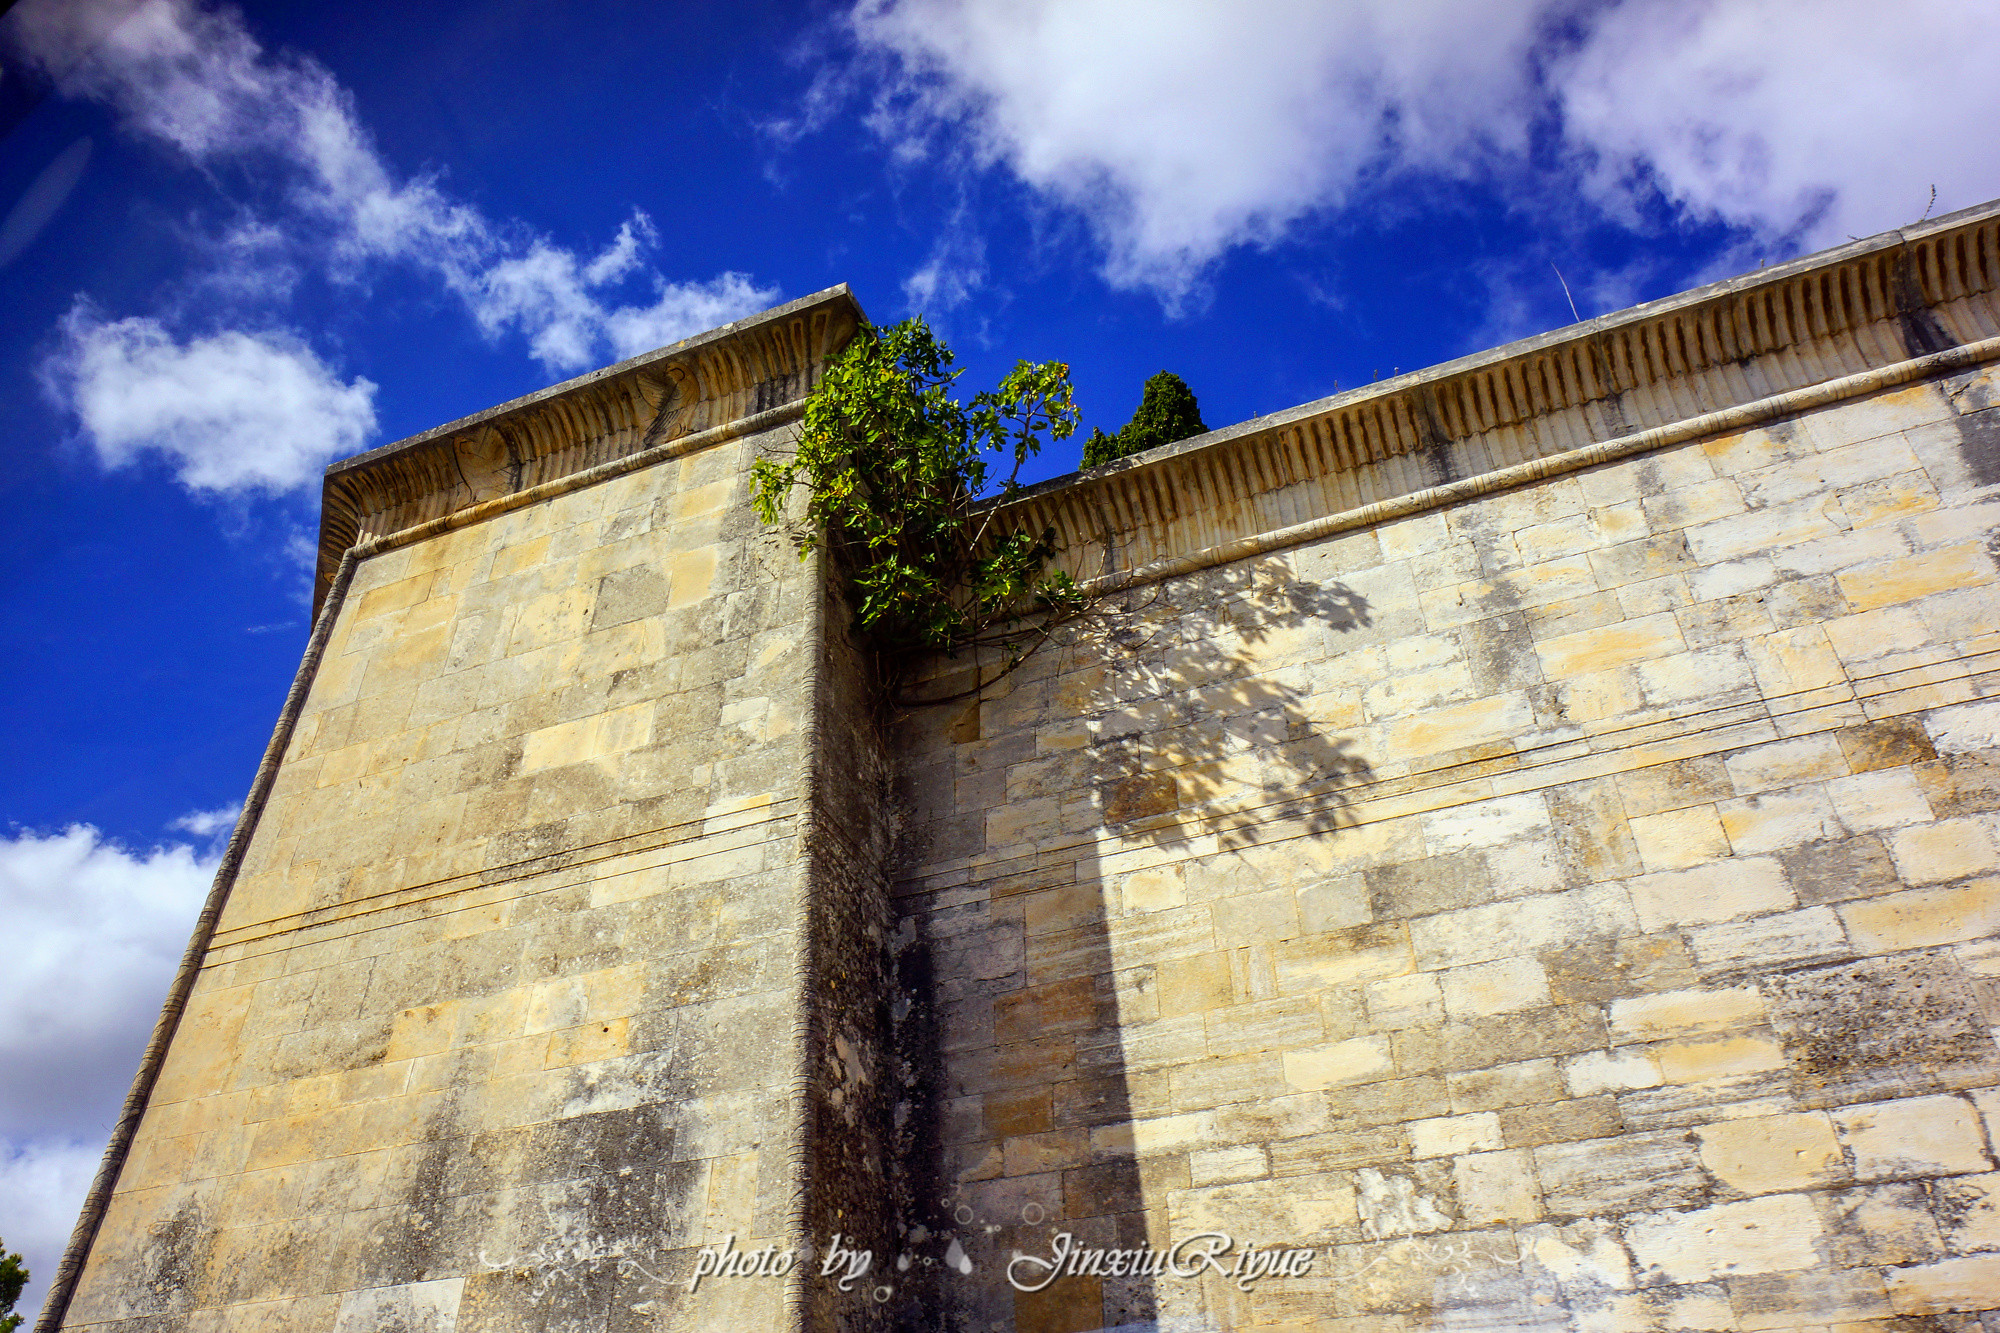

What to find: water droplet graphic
left=945, top=1237, right=973, bottom=1275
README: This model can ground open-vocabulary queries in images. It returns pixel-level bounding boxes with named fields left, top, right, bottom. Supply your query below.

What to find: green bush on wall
left=752, top=317, right=1087, bottom=697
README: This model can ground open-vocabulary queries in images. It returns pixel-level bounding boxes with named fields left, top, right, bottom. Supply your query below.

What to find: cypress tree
left=1082, top=370, right=1208, bottom=467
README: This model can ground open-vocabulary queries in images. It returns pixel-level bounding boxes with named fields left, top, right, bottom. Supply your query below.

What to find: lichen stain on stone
left=1766, top=952, right=1997, bottom=1090
left=131, top=1196, right=217, bottom=1316
left=1356, top=1165, right=1456, bottom=1239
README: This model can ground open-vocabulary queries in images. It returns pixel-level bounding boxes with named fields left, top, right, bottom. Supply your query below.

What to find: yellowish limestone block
left=352, top=569, right=438, bottom=622
left=1885, top=1254, right=2000, bottom=1315
left=1167, top=1173, right=1358, bottom=1240
left=1725, top=734, right=1849, bottom=796
left=543, top=1015, right=631, bottom=1069
left=1188, top=1144, right=1269, bottom=1186
left=1158, top=953, right=1234, bottom=1017
left=1210, top=886, right=1301, bottom=945
left=1824, top=605, right=1935, bottom=662
left=1626, top=857, right=1792, bottom=932
left=1826, top=767, right=1935, bottom=831
left=1537, top=612, right=1687, bottom=678
left=1562, top=1048, right=1662, bottom=1096
left=1886, top=820, right=2000, bottom=885
left=1696, top=1113, right=1843, bottom=1195
left=1439, top=958, right=1550, bottom=1019
left=1281, top=1036, right=1395, bottom=1091
left=1838, top=542, right=1996, bottom=612
left=1719, top=788, right=1844, bottom=855
left=1623, top=1194, right=1822, bottom=1284
left=1609, top=986, right=1766, bottom=1042
left=519, top=699, right=653, bottom=772
left=1003, top=1128, right=1091, bottom=1175
left=1411, top=884, right=1637, bottom=970
left=1454, top=1148, right=1542, bottom=1224
left=1835, top=1096, right=1993, bottom=1180
left=1685, top=500, right=1845, bottom=565
left=1703, top=425, right=1809, bottom=474
left=1273, top=926, right=1413, bottom=992
left=1628, top=804, right=1731, bottom=871
left=1655, top=1033, right=1787, bottom=1084
left=1840, top=880, right=2000, bottom=953
left=1408, top=1112, right=1502, bottom=1158
left=1364, top=971, right=1444, bottom=1029
left=1118, top=865, right=1188, bottom=912
left=1090, top=1111, right=1217, bottom=1158
left=666, top=546, right=719, bottom=608
left=1203, top=997, right=1323, bottom=1058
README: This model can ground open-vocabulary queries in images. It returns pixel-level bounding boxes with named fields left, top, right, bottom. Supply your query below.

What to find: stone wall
left=44, top=210, right=2000, bottom=1333
left=889, top=353, right=2000, bottom=1330
left=52, top=294, right=870, bottom=1332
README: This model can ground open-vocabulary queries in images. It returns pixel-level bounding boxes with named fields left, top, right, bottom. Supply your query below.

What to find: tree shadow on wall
left=1066, top=557, right=1378, bottom=852
left=890, top=555, right=1380, bottom=1333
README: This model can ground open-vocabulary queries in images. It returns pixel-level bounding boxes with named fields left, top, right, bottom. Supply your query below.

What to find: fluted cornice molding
left=993, top=201, right=2000, bottom=581
left=314, top=285, right=866, bottom=612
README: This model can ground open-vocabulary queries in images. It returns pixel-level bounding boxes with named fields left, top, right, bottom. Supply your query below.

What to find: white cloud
left=0, top=822, right=213, bottom=1318
left=42, top=304, right=378, bottom=494
left=464, top=217, right=778, bottom=370
left=841, top=0, right=2000, bottom=303
left=902, top=202, right=986, bottom=314
left=1548, top=0, right=2000, bottom=248
left=0, top=824, right=212, bottom=1140
left=1, top=1138, right=103, bottom=1327
left=601, top=272, right=788, bottom=363
left=848, top=0, right=1548, bottom=301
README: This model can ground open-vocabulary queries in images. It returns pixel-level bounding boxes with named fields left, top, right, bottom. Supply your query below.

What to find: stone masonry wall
left=890, top=361, right=2000, bottom=1331
left=63, top=427, right=823, bottom=1332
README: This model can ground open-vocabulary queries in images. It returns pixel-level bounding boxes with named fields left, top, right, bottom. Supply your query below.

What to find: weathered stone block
left=1629, top=804, right=1732, bottom=871
left=1627, top=858, right=1792, bottom=932
left=1841, top=880, right=2000, bottom=952
left=1624, top=1194, right=1823, bottom=1286
left=1454, top=1148, right=1542, bottom=1226
left=1883, top=1253, right=2000, bottom=1315
left=1766, top=953, right=1998, bottom=1104
left=1535, top=1131, right=1706, bottom=1217
left=1835, top=1095, right=1993, bottom=1180
left=1542, top=932, right=1696, bottom=1004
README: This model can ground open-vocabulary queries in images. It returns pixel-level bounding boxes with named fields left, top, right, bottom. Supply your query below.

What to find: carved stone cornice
left=993, top=201, right=2000, bottom=581
left=314, top=285, right=865, bottom=610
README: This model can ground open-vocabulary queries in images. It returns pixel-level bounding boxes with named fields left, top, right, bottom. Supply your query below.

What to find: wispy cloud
left=168, top=803, right=239, bottom=838
left=4, top=0, right=780, bottom=496
left=902, top=200, right=987, bottom=314
left=832, top=0, right=1999, bottom=307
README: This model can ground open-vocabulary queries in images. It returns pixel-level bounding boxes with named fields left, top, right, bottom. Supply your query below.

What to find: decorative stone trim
left=994, top=202, right=2000, bottom=582
left=313, top=284, right=864, bottom=611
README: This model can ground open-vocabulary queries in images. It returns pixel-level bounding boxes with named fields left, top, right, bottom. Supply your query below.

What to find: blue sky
left=1, top=0, right=1995, bottom=1313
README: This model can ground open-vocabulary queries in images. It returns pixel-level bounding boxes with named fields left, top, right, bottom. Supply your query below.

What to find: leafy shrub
left=752, top=318, right=1087, bottom=695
